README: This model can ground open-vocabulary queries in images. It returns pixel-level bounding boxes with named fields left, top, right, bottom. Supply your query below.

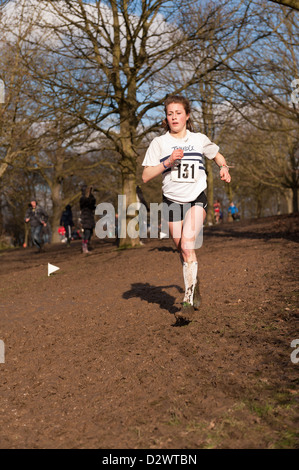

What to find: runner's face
left=166, top=103, right=189, bottom=135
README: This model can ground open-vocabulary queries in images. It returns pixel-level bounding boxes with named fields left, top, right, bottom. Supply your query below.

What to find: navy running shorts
left=162, top=191, right=208, bottom=222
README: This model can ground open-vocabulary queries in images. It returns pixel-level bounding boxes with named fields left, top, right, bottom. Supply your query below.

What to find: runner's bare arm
left=142, top=149, right=184, bottom=183
left=142, top=164, right=166, bottom=183
left=213, top=152, right=231, bottom=183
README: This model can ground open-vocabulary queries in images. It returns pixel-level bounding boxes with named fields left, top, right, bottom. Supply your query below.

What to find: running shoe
left=193, top=279, right=201, bottom=310
left=175, top=302, right=195, bottom=322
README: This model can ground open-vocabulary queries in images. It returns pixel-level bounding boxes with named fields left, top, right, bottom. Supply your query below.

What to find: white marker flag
left=48, top=263, right=60, bottom=276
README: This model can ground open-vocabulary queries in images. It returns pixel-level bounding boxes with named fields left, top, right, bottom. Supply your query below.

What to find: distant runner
left=25, top=199, right=48, bottom=253
left=79, top=186, right=96, bottom=254
left=213, top=199, right=221, bottom=224
left=60, top=204, right=74, bottom=247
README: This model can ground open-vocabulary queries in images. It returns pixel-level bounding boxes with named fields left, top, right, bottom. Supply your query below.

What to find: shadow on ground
left=122, top=282, right=183, bottom=314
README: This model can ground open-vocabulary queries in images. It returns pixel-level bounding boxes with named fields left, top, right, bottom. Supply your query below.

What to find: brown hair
left=162, top=95, right=194, bottom=132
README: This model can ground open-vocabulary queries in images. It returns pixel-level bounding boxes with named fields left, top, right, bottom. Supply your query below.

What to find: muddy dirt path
left=0, top=214, right=298, bottom=449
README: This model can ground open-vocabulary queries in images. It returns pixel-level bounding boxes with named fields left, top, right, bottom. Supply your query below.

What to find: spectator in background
left=58, top=225, right=66, bottom=242
left=213, top=199, right=221, bottom=224
left=228, top=202, right=240, bottom=221
left=25, top=199, right=48, bottom=253
left=60, top=204, right=74, bottom=247
left=79, top=186, right=96, bottom=254
left=23, top=203, right=32, bottom=248
left=42, top=223, right=51, bottom=244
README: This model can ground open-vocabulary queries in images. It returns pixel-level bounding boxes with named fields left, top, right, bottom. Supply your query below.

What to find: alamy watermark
left=0, top=340, right=4, bottom=364
left=290, top=78, right=299, bottom=105
left=95, top=195, right=204, bottom=249
left=290, top=339, right=299, bottom=364
left=0, top=79, right=4, bottom=104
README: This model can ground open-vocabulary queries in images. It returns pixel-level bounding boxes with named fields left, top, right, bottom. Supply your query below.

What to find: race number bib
left=171, top=161, right=200, bottom=183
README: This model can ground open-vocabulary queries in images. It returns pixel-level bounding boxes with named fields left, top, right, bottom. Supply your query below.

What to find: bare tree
left=218, top=6, right=298, bottom=126
left=1, top=159, right=44, bottom=244
left=1, top=1, right=123, bottom=243
left=3, top=0, right=292, bottom=246
left=21, top=113, right=120, bottom=242
left=11, top=0, right=273, bottom=247
left=0, top=15, right=45, bottom=180
left=162, top=0, right=277, bottom=223
left=214, top=6, right=298, bottom=213
left=226, top=112, right=298, bottom=216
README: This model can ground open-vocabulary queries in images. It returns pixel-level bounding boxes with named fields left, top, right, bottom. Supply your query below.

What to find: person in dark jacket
left=79, top=186, right=96, bottom=253
left=25, top=199, right=48, bottom=252
left=60, top=204, right=74, bottom=247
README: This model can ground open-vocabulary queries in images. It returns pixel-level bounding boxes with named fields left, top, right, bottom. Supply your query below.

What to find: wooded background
left=0, top=0, right=298, bottom=247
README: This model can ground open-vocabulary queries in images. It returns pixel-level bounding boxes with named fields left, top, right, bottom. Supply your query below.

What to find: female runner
left=142, top=95, right=231, bottom=321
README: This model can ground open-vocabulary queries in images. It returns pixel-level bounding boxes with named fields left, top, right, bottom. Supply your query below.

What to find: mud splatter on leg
left=183, top=261, right=198, bottom=305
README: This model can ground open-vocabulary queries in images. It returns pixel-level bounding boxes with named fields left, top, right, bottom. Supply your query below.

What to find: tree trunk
left=117, top=104, right=141, bottom=249
left=118, top=133, right=140, bottom=249
left=50, top=181, right=63, bottom=244
left=276, top=193, right=281, bottom=215
left=256, top=199, right=262, bottom=218
left=226, top=184, right=233, bottom=222
left=292, top=186, right=298, bottom=213
left=285, top=189, right=293, bottom=214
left=241, top=197, right=245, bottom=220
left=269, top=0, right=299, bottom=11
left=289, top=143, right=298, bottom=213
left=118, top=168, right=140, bottom=249
left=256, top=187, right=263, bottom=218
